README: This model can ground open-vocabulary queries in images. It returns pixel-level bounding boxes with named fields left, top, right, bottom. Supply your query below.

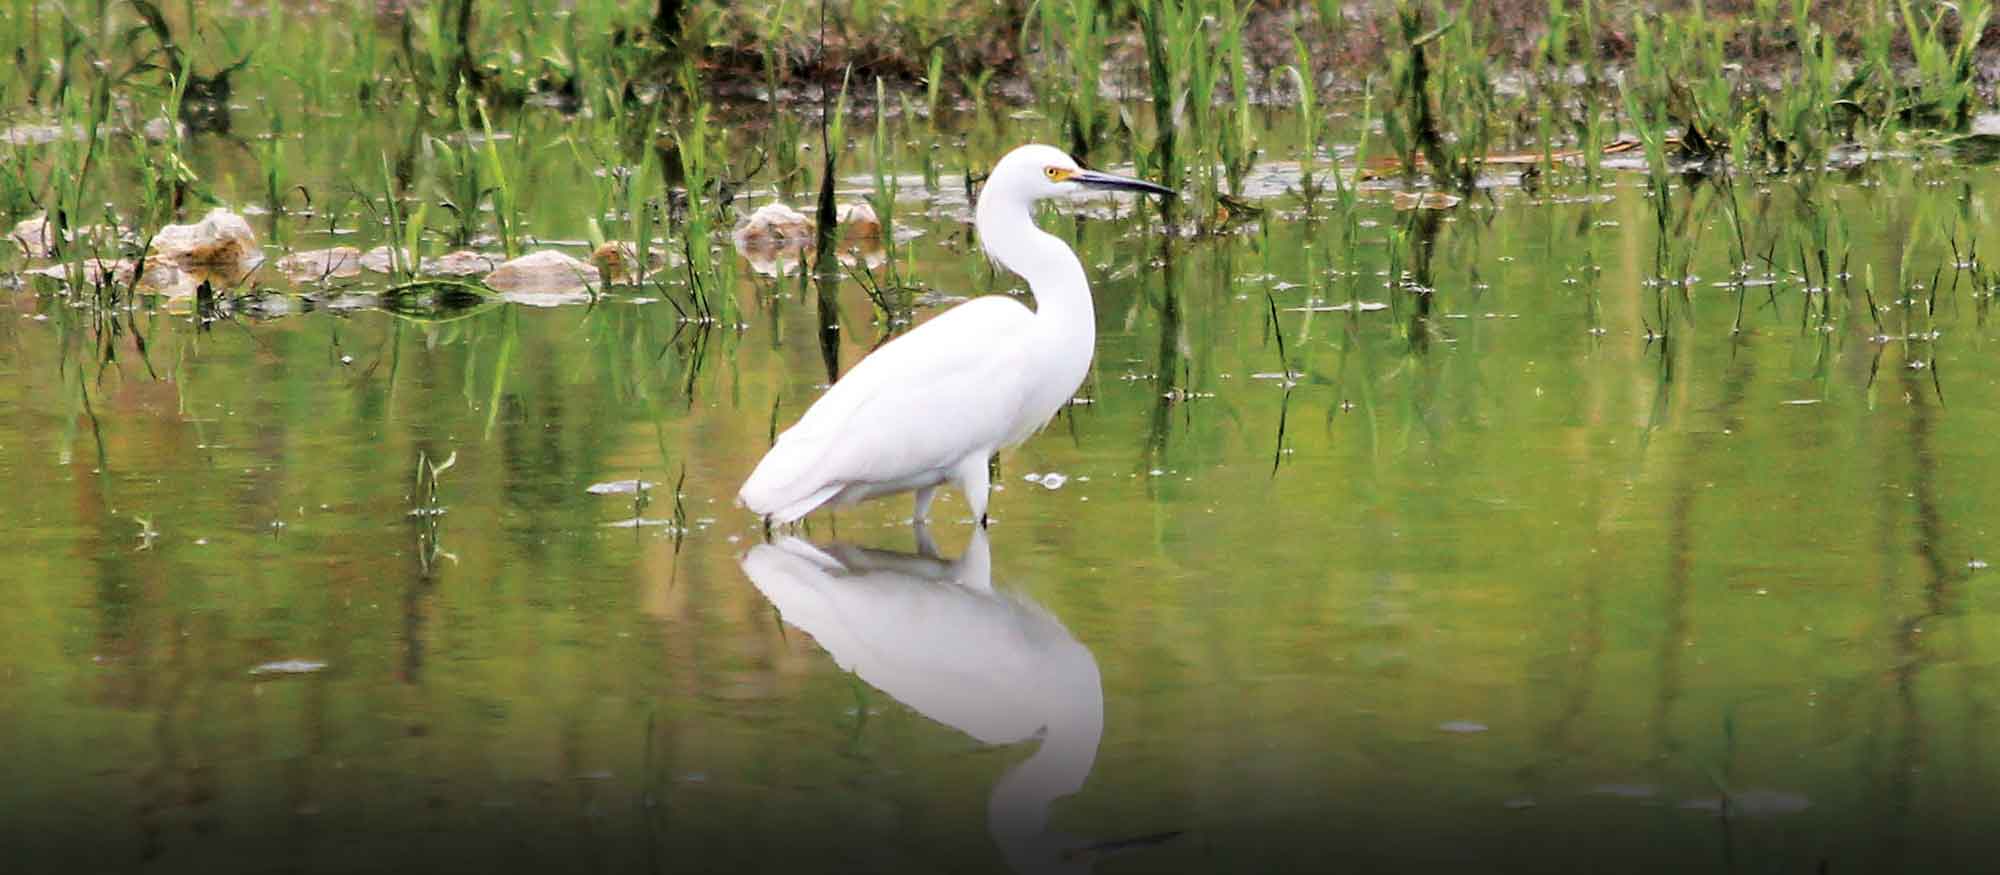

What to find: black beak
left=1062, top=829, right=1186, bottom=862
left=1073, top=168, right=1177, bottom=198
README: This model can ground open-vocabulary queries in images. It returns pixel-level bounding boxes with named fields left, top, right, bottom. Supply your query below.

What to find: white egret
left=738, top=144, right=1173, bottom=525
left=740, top=528, right=1106, bottom=873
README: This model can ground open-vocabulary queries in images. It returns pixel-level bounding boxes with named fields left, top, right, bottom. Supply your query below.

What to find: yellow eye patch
left=1043, top=166, right=1075, bottom=182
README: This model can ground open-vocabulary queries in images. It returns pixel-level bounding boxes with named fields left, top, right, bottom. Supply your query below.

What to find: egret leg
left=913, top=485, right=937, bottom=524
left=954, top=452, right=991, bottom=527
left=912, top=519, right=940, bottom=558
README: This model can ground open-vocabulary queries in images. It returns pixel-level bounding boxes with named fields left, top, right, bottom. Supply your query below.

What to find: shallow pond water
left=6, top=102, right=2000, bottom=874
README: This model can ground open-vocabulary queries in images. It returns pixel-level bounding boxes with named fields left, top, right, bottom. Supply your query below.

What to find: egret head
left=986, top=144, right=1176, bottom=205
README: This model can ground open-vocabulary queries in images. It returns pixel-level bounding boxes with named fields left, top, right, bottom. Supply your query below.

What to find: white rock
left=429, top=250, right=502, bottom=277
left=838, top=201, right=881, bottom=237
left=150, top=208, right=259, bottom=269
left=483, top=249, right=601, bottom=294
left=8, top=214, right=54, bottom=258
left=731, top=202, right=814, bottom=248
left=275, top=246, right=363, bottom=281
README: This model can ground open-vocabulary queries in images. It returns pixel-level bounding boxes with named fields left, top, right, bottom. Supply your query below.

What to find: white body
left=740, top=529, right=1104, bottom=873
left=739, top=144, right=1130, bottom=524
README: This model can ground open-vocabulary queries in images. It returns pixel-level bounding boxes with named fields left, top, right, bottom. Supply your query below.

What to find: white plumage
left=739, top=528, right=1105, bottom=872
left=739, top=144, right=1172, bottom=525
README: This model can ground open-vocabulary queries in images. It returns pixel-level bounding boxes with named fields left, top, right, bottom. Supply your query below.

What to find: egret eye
left=1044, top=166, right=1072, bottom=182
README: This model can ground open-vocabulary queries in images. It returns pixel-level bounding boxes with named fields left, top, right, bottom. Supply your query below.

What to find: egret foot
left=954, top=452, right=991, bottom=525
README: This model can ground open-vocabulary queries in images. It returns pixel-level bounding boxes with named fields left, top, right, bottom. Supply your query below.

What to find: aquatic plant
left=669, top=72, right=744, bottom=325
left=1890, top=0, right=1991, bottom=132
left=425, top=95, right=498, bottom=249
left=1381, top=3, right=1492, bottom=194
left=1032, top=0, right=1111, bottom=159
left=1129, top=0, right=1261, bottom=223
left=1619, top=16, right=1673, bottom=187
left=412, top=449, right=456, bottom=577
left=1286, top=27, right=1329, bottom=213
left=1217, top=0, right=1259, bottom=200
left=130, top=70, right=203, bottom=228
left=373, top=150, right=427, bottom=281
left=869, top=77, right=899, bottom=249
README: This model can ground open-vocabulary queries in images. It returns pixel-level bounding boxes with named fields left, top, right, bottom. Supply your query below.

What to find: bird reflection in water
left=740, top=527, right=1177, bottom=874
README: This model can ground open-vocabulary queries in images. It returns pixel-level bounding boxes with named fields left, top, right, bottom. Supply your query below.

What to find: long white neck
left=987, top=645, right=1104, bottom=874
left=977, top=192, right=1095, bottom=342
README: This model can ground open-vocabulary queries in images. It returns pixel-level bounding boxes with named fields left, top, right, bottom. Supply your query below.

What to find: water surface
left=5, top=103, right=2000, bottom=873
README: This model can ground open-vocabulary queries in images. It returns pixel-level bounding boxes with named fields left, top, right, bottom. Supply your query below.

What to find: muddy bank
left=698, top=1, right=2000, bottom=101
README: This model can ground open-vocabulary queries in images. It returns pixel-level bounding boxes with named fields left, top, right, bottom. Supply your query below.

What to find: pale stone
left=483, top=249, right=601, bottom=295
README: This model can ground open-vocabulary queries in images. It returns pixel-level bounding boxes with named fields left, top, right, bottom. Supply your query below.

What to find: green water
left=6, top=102, right=2000, bottom=874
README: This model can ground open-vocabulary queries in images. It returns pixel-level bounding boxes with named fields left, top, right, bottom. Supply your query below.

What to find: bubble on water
left=602, top=518, right=681, bottom=530
left=1679, top=790, right=1810, bottom=817
left=1038, top=473, right=1068, bottom=490
left=1284, top=300, right=1387, bottom=313
left=1587, top=783, right=1659, bottom=800
left=587, top=480, right=655, bottom=495
left=250, top=659, right=327, bottom=676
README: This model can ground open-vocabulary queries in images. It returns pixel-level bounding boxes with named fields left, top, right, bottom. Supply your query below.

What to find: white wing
left=739, top=532, right=1093, bottom=746
left=739, top=296, right=1040, bottom=521
left=738, top=531, right=1105, bottom=874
